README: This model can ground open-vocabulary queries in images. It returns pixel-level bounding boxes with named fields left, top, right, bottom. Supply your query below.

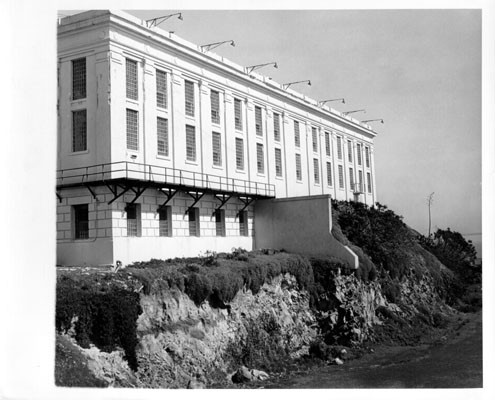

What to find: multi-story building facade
left=56, top=10, right=378, bottom=266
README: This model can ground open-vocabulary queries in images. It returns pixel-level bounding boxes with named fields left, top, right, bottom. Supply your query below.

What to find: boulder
left=231, top=366, right=269, bottom=383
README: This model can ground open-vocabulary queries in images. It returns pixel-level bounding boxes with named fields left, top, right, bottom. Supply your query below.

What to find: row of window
left=72, top=203, right=249, bottom=239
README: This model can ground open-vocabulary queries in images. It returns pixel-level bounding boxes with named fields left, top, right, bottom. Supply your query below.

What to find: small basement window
left=73, top=204, right=89, bottom=239
left=126, top=203, right=140, bottom=237
left=215, top=209, right=225, bottom=237
left=188, top=207, right=200, bottom=237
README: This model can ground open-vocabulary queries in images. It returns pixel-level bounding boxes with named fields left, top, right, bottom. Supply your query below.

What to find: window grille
left=326, top=162, right=333, bottom=186
left=74, top=204, right=89, bottom=239
left=211, top=90, right=220, bottom=124
left=157, top=117, right=168, bottom=156
left=338, top=165, right=344, bottom=188
left=349, top=167, right=355, bottom=191
left=296, top=153, right=302, bottom=181
left=215, top=209, right=225, bottom=236
left=357, top=143, right=362, bottom=166
left=72, top=58, right=86, bottom=100
left=126, top=109, right=138, bottom=151
left=273, top=113, right=280, bottom=142
left=212, top=131, right=222, bottom=166
left=275, top=148, right=282, bottom=177
left=313, top=158, right=320, bottom=184
left=312, top=127, right=318, bottom=153
left=367, top=172, right=372, bottom=193
left=184, top=80, right=195, bottom=117
left=255, top=106, right=263, bottom=136
left=256, top=143, right=264, bottom=174
left=294, top=120, right=301, bottom=148
left=126, top=203, right=139, bottom=237
left=365, top=146, right=370, bottom=168
left=325, top=132, right=331, bottom=157
left=186, top=125, right=196, bottom=161
left=126, top=58, right=138, bottom=100
left=156, top=69, right=167, bottom=109
left=159, top=207, right=171, bottom=237
left=239, top=210, right=248, bottom=236
left=337, top=136, right=342, bottom=160
left=359, top=170, right=363, bottom=192
left=347, top=140, right=353, bottom=163
left=234, top=98, right=243, bottom=130
left=72, top=109, right=87, bottom=152
left=235, top=138, right=244, bottom=170
left=188, top=208, right=199, bottom=236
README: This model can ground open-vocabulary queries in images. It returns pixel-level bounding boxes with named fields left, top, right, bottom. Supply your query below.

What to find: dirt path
left=262, top=311, right=482, bottom=388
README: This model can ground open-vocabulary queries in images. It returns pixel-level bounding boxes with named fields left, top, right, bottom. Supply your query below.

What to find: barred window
left=365, top=146, right=370, bottom=168
left=126, top=109, right=138, bottom=151
left=295, top=153, right=302, bottom=181
left=326, top=162, right=333, bottom=186
left=313, top=158, right=320, bottom=184
left=349, top=167, right=355, bottom=191
left=215, top=209, right=225, bottom=236
left=367, top=172, right=372, bottom=193
left=357, top=143, right=362, bottom=166
left=73, top=204, right=88, bottom=239
left=338, top=165, right=344, bottom=188
left=126, top=203, right=140, bottom=237
left=312, top=127, right=318, bottom=153
left=156, top=69, right=167, bottom=109
left=359, top=170, right=364, bottom=192
left=337, top=136, right=343, bottom=160
left=211, top=90, right=220, bottom=124
left=255, top=106, right=263, bottom=136
left=273, top=112, right=281, bottom=142
left=212, top=131, right=222, bottom=166
left=72, top=58, right=86, bottom=100
left=256, top=143, right=264, bottom=174
left=188, top=208, right=200, bottom=237
left=294, top=120, right=301, bottom=148
left=159, top=206, right=172, bottom=237
left=185, top=80, right=195, bottom=117
left=186, top=125, right=196, bottom=161
left=325, top=132, right=331, bottom=156
left=157, top=117, right=168, bottom=156
left=347, top=140, right=353, bottom=163
left=126, top=58, right=138, bottom=100
left=235, top=138, right=244, bottom=170
left=275, top=148, right=282, bottom=177
left=234, top=98, right=243, bottom=130
left=239, top=210, right=248, bottom=236
left=72, top=109, right=87, bottom=152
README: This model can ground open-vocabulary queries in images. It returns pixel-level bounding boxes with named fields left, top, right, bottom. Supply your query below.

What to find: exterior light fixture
left=342, top=109, right=366, bottom=116
left=318, top=98, right=345, bottom=107
left=146, top=13, right=183, bottom=28
left=200, top=40, right=236, bottom=52
left=362, top=119, right=384, bottom=124
left=282, top=80, right=311, bottom=90
left=246, top=62, right=278, bottom=74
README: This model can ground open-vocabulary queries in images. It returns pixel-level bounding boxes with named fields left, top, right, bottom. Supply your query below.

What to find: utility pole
left=427, top=192, right=434, bottom=237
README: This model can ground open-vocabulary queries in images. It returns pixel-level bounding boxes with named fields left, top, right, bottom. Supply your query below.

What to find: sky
left=121, top=9, right=482, bottom=244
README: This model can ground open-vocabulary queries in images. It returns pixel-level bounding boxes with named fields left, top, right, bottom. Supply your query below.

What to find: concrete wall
left=254, top=195, right=358, bottom=268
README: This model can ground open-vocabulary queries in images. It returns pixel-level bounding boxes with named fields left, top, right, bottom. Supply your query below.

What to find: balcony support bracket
left=185, top=191, right=205, bottom=215
left=84, top=184, right=98, bottom=202
left=211, top=194, right=232, bottom=216
left=56, top=192, right=62, bottom=203
left=157, top=188, right=178, bottom=212
left=236, top=196, right=255, bottom=217
left=106, top=183, right=130, bottom=205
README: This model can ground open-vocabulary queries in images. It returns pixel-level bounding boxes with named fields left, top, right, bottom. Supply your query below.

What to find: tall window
left=156, top=69, right=167, bottom=109
left=157, top=117, right=168, bottom=156
left=72, top=58, right=86, bottom=100
left=357, top=143, right=362, bottom=166
left=186, top=125, right=196, bottom=161
left=275, top=148, right=282, bottom=177
left=72, top=109, right=87, bottom=152
left=255, top=106, right=263, bottom=136
left=365, top=146, right=370, bottom=168
left=126, top=58, right=138, bottom=100
left=239, top=211, right=248, bottom=236
left=313, top=158, right=320, bottom=184
left=126, top=109, right=138, bottom=151
left=294, top=120, right=301, bottom=148
left=256, top=143, right=264, bottom=174
left=211, top=90, right=220, bottom=124
left=73, top=204, right=88, bottom=239
left=349, top=167, right=355, bottom=191
left=126, top=203, right=139, bottom=237
left=312, top=127, right=318, bottom=152
left=236, top=138, right=244, bottom=170
left=347, top=140, right=353, bottom=163
left=296, top=153, right=302, bottom=181
left=159, top=206, right=172, bottom=237
left=273, top=112, right=281, bottom=142
left=358, top=170, right=363, bottom=192
left=234, top=98, right=243, bottom=130
left=188, top=208, right=200, bottom=237
left=337, top=136, right=343, bottom=160
left=326, top=162, right=333, bottom=186
left=338, top=165, right=344, bottom=189
left=215, top=209, right=225, bottom=237
left=367, top=172, right=372, bottom=193
left=184, top=80, right=195, bottom=117
left=212, top=131, right=222, bottom=166
left=325, top=132, right=331, bottom=156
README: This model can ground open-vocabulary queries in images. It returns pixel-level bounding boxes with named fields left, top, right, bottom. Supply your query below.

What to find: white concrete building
left=56, top=10, right=379, bottom=266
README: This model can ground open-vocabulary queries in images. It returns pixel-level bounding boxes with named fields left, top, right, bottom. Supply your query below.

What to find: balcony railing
left=56, top=161, right=275, bottom=198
